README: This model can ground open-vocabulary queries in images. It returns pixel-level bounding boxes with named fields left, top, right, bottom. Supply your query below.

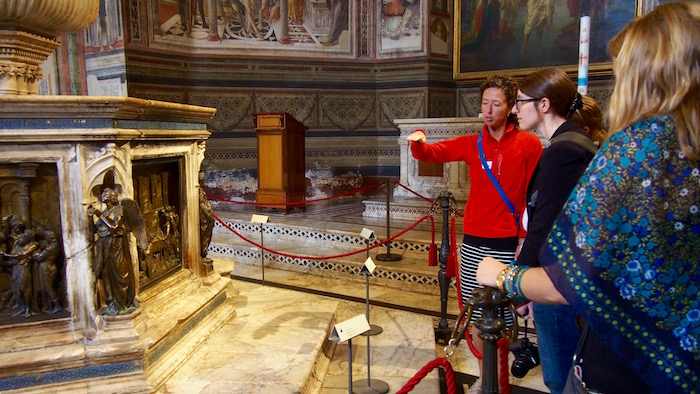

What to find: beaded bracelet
left=515, top=267, right=529, bottom=299
left=506, top=266, right=524, bottom=298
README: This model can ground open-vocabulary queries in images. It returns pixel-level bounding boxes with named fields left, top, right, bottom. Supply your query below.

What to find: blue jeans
left=533, top=303, right=582, bottom=394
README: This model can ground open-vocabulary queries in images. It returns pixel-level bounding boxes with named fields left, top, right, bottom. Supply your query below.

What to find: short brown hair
left=480, top=74, right=518, bottom=109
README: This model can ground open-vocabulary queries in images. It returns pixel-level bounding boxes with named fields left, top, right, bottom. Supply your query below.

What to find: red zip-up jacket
left=411, top=123, right=542, bottom=239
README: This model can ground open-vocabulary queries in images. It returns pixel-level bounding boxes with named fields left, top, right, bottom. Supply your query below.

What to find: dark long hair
left=519, top=68, right=579, bottom=119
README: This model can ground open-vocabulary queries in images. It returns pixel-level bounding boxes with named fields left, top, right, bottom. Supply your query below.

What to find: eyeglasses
left=514, top=97, right=542, bottom=109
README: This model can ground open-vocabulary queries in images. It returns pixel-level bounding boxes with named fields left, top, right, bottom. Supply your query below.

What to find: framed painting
left=637, top=0, right=676, bottom=15
left=453, top=1, right=642, bottom=80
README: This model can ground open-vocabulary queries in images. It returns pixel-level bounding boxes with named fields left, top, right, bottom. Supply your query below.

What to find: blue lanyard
left=478, top=133, right=520, bottom=234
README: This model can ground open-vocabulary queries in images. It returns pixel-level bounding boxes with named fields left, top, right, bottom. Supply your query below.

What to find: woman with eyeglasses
left=507, top=67, right=600, bottom=394
left=478, top=2, right=700, bottom=393
left=408, top=74, right=542, bottom=394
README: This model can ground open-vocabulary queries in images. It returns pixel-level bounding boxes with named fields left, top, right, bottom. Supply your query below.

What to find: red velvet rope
left=428, top=215, right=437, bottom=267
left=393, top=181, right=436, bottom=205
left=499, top=338, right=511, bottom=394
left=210, top=181, right=506, bottom=390
left=213, top=213, right=432, bottom=261
left=207, top=181, right=383, bottom=206
left=396, top=358, right=457, bottom=394
left=446, top=217, right=457, bottom=278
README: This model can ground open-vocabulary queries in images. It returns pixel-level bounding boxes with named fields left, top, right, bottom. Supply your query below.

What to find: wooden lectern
left=253, top=112, right=307, bottom=213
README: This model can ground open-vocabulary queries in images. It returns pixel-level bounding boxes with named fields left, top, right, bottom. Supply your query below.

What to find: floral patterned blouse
left=540, top=115, right=700, bottom=394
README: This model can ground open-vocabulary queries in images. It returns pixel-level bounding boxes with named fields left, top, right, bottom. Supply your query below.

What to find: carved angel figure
left=87, top=188, right=146, bottom=316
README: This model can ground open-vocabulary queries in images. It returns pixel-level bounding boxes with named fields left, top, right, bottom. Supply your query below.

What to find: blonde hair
left=607, top=1, right=700, bottom=160
left=572, top=95, right=607, bottom=146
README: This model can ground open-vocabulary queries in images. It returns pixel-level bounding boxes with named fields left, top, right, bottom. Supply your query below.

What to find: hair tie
left=567, top=92, right=584, bottom=117
left=571, top=92, right=584, bottom=111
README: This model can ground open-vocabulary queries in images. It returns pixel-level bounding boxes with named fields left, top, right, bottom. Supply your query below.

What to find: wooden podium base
left=256, top=190, right=306, bottom=213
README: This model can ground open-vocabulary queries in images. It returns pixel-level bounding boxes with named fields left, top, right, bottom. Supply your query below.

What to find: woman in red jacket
left=408, top=74, right=542, bottom=393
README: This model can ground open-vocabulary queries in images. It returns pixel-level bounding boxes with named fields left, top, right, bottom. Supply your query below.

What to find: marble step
left=159, top=278, right=442, bottom=394
left=159, top=279, right=341, bottom=394
left=0, top=271, right=234, bottom=393
left=138, top=272, right=237, bottom=392
left=212, top=212, right=436, bottom=258
left=213, top=258, right=462, bottom=320
left=210, top=213, right=453, bottom=297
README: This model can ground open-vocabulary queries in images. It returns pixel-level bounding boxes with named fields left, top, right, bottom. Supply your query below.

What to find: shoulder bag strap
left=565, top=323, right=592, bottom=394
left=551, top=132, right=599, bottom=155
left=478, top=133, right=520, bottom=234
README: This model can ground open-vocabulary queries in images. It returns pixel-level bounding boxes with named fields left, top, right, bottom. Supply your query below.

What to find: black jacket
left=516, top=120, right=596, bottom=267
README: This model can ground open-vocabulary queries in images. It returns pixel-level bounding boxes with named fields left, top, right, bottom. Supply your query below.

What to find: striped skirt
left=459, top=239, right=516, bottom=327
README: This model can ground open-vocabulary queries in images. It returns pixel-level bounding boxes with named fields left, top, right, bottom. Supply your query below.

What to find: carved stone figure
left=3, top=229, right=38, bottom=317
left=87, top=188, right=144, bottom=316
left=142, top=206, right=181, bottom=279
left=32, top=224, right=62, bottom=313
left=0, top=215, right=11, bottom=309
left=199, top=187, right=214, bottom=263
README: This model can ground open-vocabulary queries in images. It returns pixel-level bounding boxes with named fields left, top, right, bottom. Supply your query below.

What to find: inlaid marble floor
left=160, top=199, right=549, bottom=393
left=159, top=260, right=547, bottom=393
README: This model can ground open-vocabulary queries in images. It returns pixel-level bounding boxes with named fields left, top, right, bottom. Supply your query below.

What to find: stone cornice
left=0, top=95, right=216, bottom=123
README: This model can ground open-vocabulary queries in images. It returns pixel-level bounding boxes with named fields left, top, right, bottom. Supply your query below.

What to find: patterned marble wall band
left=129, top=83, right=441, bottom=202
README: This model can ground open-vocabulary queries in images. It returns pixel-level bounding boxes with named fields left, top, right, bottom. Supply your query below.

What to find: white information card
left=328, top=314, right=371, bottom=343
left=251, top=214, right=269, bottom=224
left=362, top=257, right=376, bottom=274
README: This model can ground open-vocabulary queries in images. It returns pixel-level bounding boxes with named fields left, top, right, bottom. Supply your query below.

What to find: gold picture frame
left=453, top=1, right=644, bottom=81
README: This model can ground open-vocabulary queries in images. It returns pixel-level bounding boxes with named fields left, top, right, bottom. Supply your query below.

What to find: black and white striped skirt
left=459, top=238, right=516, bottom=327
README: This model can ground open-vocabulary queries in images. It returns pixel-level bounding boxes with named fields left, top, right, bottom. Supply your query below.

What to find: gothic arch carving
left=83, top=143, right=130, bottom=198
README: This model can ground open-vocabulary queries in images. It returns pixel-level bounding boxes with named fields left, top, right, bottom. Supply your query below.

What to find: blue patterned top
left=540, top=115, right=700, bottom=394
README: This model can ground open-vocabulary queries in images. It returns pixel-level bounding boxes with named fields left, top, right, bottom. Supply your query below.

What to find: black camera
left=510, top=336, right=540, bottom=378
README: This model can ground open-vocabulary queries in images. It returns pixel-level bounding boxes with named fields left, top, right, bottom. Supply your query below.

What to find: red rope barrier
left=498, top=338, right=511, bottom=394
left=428, top=215, right=437, bottom=267
left=213, top=213, right=432, bottom=261
left=396, top=358, right=457, bottom=394
left=393, top=181, right=436, bottom=205
left=207, top=181, right=383, bottom=206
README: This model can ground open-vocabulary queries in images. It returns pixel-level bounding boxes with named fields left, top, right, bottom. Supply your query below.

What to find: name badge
left=481, top=161, right=493, bottom=170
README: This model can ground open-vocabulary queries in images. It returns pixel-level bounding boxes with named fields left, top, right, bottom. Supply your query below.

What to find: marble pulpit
left=0, top=96, right=235, bottom=393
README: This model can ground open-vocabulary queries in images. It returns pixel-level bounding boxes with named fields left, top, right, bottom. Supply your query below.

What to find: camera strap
left=563, top=324, right=597, bottom=394
left=478, top=133, right=521, bottom=234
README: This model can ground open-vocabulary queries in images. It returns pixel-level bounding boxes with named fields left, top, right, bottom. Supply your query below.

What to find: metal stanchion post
left=353, top=230, right=389, bottom=394
left=472, top=287, right=508, bottom=394
left=260, top=223, right=265, bottom=286
left=435, top=191, right=453, bottom=344
left=348, top=338, right=353, bottom=394
left=251, top=214, right=269, bottom=286
left=443, top=288, right=511, bottom=394
left=376, top=179, right=401, bottom=262
left=360, top=228, right=382, bottom=336
left=362, top=238, right=383, bottom=337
